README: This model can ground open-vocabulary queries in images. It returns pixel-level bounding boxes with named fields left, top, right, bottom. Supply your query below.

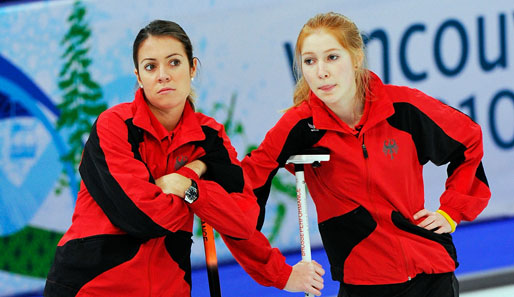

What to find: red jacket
left=228, top=72, right=490, bottom=287
left=45, top=89, right=259, bottom=296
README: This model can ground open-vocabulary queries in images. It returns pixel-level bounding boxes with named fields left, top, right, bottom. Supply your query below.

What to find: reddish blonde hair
left=292, top=12, right=370, bottom=107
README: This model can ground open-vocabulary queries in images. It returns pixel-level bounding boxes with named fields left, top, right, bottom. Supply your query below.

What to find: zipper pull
left=360, top=132, right=368, bottom=159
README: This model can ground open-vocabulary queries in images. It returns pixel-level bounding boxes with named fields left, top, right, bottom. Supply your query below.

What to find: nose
left=158, top=68, right=171, bottom=83
left=317, top=62, right=329, bottom=79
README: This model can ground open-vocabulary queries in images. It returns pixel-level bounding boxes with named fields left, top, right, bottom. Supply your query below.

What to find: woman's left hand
left=155, top=160, right=207, bottom=197
left=155, top=173, right=191, bottom=197
left=185, top=160, right=207, bottom=177
left=413, top=208, right=452, bottom=234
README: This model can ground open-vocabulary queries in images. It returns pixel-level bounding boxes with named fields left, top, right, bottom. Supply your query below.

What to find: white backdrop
left=0, top=0, right=512, bottom=294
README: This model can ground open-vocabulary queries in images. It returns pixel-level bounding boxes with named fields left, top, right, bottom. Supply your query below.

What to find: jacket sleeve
left=222, top=230, right=293, bottom=289
left=243, top=109, right=326, bottom=229
left=218, top=111, right=318, bottom=288
left=188, top=124, right=259, bottom=240
left=79, top=113, right=192, bottom=240
left=390, top=88, right=491, bottom=223
left=435, top=106, right=490, bottom=223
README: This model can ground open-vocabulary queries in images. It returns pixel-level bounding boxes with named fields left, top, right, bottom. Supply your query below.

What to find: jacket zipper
left=357, top=127, right=368, bottom=159
left=362, top=142, right=368, bottom=159
left=147, top=240, right=157, bottom=296
left=361, top=134, right=411, bottom=281
left=397, top=235, right=412, bottom=281
left=360, top=133, right=371, bottom=210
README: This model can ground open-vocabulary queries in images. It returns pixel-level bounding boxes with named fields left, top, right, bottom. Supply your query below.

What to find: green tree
left=56, top=0, right=107, bottom=194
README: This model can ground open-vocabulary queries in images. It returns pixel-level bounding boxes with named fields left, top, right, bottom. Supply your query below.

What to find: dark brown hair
left=133, top=19, right=194, bottom=71
left=133, top=19, right=197, bottom=105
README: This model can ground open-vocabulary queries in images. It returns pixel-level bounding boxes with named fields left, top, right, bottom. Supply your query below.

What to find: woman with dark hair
left=44, top=20, right=259, bottom=296
left=224, top=12, right=490, bottom=297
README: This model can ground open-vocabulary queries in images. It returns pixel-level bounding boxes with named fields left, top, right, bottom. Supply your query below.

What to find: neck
left=327, top=95, right=364, bottom=129
left=148, top=104, right=184, bottom=132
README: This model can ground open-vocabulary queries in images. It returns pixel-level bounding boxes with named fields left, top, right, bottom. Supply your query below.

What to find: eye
left=170, top=59, right=181, bottom=67
left=144, top=63, right=155, bottom=71
left=303, top=58, right=315, bottom=65
left=328, top=54, right=339, bottom=61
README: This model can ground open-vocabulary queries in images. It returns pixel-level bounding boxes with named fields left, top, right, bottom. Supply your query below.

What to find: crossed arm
left=158, top=161, right=325, bottom=295
left=155, top=160, right=206, bottom=197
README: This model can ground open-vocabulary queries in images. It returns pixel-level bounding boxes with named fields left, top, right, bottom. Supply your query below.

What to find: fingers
left=421, top=220, right=439, bottom=231
left=311, top=260, right=326, bottom=276
left=433, top=227, right=446, bottom=234
left=417, top=216, right=435, bottom=228
left=307, top=285, right=322, bottom=296
left=415, top=208, right=437, bottom=228
left=284, top=260, right=325, bottom=295
left=154, top=173, right=190, bottom=196
left=313, top=274, right=324, bottom=289
left=415, top=210, right=451, bottom=233
left=413, top=208, right=429, bottom=220
left=307, top=261, right=324, bottom=296
left=306, top=276, right=323, bottom=296
left=433, top=212, right=451, bottom=233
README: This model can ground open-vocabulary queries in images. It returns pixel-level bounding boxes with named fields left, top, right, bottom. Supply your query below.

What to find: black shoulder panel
left=386, top=102, right=488, bottom=186
left=194, top=126, right=244, bottom=194
left=79, top=120, right=169, bottom=240
left=387, top=102, right=464, bottom=166
left=252, top=117, right=326, bottom=230
left=126, top=119, right=155, bottom=183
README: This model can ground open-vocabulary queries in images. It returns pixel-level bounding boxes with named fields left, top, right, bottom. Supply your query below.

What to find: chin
left=317, top=94, right=334, bottom=103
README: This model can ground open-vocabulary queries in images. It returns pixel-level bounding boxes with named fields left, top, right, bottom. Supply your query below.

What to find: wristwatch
left=184, top=179, right=199, bottom=204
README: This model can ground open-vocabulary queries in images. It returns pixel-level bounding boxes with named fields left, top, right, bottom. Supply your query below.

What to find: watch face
left=184, top=180, right=198, bottom=203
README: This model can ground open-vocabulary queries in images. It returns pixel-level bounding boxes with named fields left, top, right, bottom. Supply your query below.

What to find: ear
left=190, top=57, right=198, bottom=78
left=355, top=49, right=364, bottom=69
left=134, top=68, right=142, bottom=86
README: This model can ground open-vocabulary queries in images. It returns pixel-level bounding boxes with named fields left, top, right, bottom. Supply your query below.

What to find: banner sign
left=0, top=0, right=512, bottom=294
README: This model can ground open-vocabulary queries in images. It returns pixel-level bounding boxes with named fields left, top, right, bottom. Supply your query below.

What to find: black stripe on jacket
left=195, top=126, right=245, bottom=194
left=249, top=117, right=326, bottom=230
left=79, top=119, right=170, bottom=240
left=44, top=234, right=142, bottom=295
left=386, top=102, right=488, bottom=185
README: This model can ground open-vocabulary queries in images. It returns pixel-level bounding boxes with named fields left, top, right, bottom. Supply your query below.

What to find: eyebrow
left=301, top=48, right=341, bottom=55
left=140, top=53, right=183, bottom=64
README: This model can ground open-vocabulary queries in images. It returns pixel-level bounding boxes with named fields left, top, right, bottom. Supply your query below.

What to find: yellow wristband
left=436, top=209, right=457, bottom=233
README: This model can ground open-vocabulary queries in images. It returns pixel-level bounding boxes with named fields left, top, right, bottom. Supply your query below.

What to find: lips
left=319, top=84, right=336, bottom=92
left=158, top=87, right=175, bottom=94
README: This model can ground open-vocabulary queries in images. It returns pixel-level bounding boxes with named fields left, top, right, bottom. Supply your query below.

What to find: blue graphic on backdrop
left=0, top=54, right=77, bottom=236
